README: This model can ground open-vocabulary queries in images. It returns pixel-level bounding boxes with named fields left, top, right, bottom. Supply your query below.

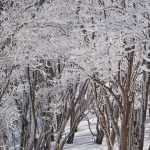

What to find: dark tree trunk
left=66, top=133, right=75, bottom=144
left=57, top=114, right=62, bottom=130
left=20, top=115, right=29, bottom=150
left=96, top=118, right=104, bottom=144
left=67, top=107, right=75, bottom=144
left=51, top=127, right=55, bottom=141
left=96, top=129, right=104, bottom=144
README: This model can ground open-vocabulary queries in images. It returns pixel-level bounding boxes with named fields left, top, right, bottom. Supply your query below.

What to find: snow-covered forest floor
left=63, top=115, right=106, bottom=150
left=50, top=114, right=150, bottom=150
left=9, top=115, right=150, bottom=150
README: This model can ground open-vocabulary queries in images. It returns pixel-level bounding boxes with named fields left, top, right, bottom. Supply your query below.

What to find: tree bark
left=138, top=71, right=150, bottom=150
left=67, top=107, right=75, bottom=144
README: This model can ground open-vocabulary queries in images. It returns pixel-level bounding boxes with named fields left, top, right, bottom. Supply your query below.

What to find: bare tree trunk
left=57, top=114, right=62, bottom=131
left=110, top=128, right=116, bottom=146
left=137, top=40, right=150, bottom=150
left=51, top=127, right=55, bottom=141
left=20, top=113, right=29, bottom=150
left=110, top=101, right=119, bottom=146
left=138, top=71, right=150, bottom=150
left=26, top=66, right=37, bottom=150
left=119, top=52, right=134, bottom=150
left=1, top=130, right=9, bottom=150
left=95, top=118, right=104, bottom=144
left=67, top=107, right=75, bottom=144
left=54, top=113, right=70, bottom=150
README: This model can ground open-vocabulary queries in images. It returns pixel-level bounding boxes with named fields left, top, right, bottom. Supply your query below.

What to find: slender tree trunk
left=67, top=107, right=75, bottom=144
left=57, top=114, right=62, bottom=130
left=138, top=44, right=150, bottom=149
left=26, top=66, right=37, bottom=150
left=20, top=114, right=29, bottom=150
left=1, top=130, right=9, bottom=150
left=51, top=127, right=55, bottom=141
left=110, top=128, right=116, bottom=146
left=95, top=119, right=104, bottom=144
left=138, top=71, right=150, bottom=150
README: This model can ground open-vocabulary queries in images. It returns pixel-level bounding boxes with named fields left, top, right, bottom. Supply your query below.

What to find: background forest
left=0, top=0, right=150, bottom=150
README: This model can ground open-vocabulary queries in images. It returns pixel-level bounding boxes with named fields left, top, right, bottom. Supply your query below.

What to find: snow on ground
left=61, top=114, right=150, bottom=150
left=64, top=116, right=103, bottom=150
left=52, top=114, right=118, bottom=150
left=10, top=114, right=150, bottom=150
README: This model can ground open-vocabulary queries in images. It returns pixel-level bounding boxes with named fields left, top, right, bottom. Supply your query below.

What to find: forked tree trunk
left=120, top=52, right=134, bottom=150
